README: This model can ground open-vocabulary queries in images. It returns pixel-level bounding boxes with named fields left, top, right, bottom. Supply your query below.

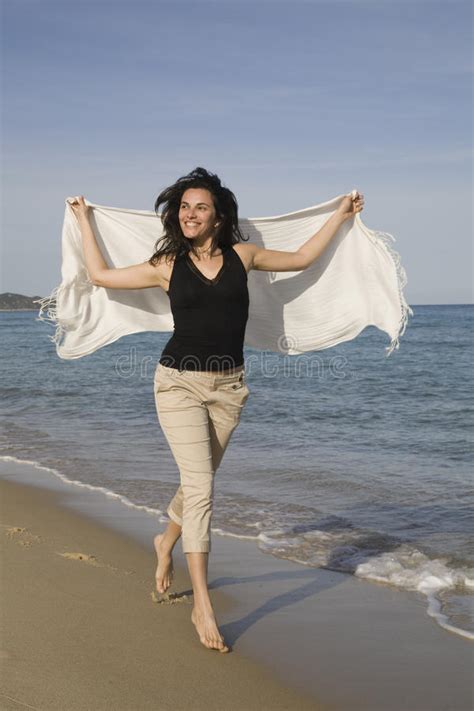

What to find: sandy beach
left=0, top=464, right=472, bottom=711
left=0, top=478, right=324, bottom=711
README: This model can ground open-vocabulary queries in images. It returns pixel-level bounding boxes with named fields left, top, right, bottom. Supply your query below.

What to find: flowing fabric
left=36, top=193, right=413, bottom=360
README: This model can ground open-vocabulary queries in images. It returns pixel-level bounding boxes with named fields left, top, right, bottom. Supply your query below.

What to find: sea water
left=1, top=305, right=472, bottom=639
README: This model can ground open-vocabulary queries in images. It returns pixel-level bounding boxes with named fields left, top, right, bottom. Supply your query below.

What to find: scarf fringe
left=33, top=286, right=66, bottom=349
left=360, top=222, right=414, bottom=357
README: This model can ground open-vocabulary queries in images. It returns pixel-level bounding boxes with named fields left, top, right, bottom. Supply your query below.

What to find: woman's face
left=178, top=188, right=218, bottom=242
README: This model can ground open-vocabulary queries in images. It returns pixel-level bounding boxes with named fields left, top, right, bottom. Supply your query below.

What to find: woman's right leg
left=154, top=520, right=181, bottom=594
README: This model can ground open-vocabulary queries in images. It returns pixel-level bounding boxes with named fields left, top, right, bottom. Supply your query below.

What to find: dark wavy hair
left=148, top=166, right=248, bottom=267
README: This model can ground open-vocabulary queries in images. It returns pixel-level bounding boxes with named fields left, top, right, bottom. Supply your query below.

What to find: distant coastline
left=0, top=292, right=471, bottom=312
left=0, top=292, right=44, bottom=311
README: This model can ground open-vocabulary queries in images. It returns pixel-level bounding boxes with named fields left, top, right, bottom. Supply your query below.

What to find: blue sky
left=2, top=0, right=472, bottom=303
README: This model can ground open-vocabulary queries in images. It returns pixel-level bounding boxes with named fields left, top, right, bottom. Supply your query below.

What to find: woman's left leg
left=154, top=410, right=242, bottom=593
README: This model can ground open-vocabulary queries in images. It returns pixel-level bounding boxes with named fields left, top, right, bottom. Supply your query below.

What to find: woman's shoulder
left=152, top=252, right=182, bottom=293
left=231, top=242, right=255, bottom=274
left=152, top=252, right=179, bottom=270
left=231, top=242, right=258, bottom=255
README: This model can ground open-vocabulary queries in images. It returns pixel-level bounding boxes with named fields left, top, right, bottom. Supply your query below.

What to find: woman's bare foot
left=154, top=533, right=174, bottom=593
left=191, top=606, right=230, bottom=653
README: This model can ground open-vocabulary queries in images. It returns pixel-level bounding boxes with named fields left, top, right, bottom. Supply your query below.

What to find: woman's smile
left=179, top=187, right=218, bottom=242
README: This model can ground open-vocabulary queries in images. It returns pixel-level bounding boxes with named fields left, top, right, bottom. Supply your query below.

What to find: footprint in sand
left=150, top=590, right=190, bottom=605
left=57, top=552, right=102, bottom=566
left=2, top=524, right=139, bottom=580
left=3, top=525, right=42, bottom=547
left=56, top=551, right=134, bottom=577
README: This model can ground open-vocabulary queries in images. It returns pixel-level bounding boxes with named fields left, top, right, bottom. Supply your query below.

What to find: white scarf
left=36, top=193, right=412, bottom=360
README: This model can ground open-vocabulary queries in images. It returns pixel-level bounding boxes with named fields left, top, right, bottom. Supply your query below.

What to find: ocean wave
left=256, top=523, right=474, bottom=641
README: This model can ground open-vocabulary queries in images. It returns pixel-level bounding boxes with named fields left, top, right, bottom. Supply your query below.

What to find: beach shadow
left=204, top=499, right=461, bottom=646
left=209, top=567, right=343, bottom=647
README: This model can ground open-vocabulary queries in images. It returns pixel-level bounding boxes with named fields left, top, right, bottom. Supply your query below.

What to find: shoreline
left=1, top=458, right=472, bottom=711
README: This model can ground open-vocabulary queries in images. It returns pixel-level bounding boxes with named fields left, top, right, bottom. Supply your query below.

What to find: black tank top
left=159, top=245, right=249, bottom=372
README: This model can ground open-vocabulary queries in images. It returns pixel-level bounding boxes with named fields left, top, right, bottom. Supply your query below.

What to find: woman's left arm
left=249, top=191, right=364, bottom=272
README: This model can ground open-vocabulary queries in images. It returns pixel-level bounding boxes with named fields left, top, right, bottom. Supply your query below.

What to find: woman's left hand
left=68, top=195, right=91, bottom=222
left=336, top=191, right=365, bottom=222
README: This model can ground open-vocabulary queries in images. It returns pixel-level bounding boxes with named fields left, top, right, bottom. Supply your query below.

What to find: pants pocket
left=154, top=366, right=175, bottom=394
left=218, top=371, right=246, bottom=392
left=218, top=379, right=250, bottom=420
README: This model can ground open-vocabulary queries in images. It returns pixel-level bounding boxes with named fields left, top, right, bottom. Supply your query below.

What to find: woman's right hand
left=69, top=195, right=91, bottom=222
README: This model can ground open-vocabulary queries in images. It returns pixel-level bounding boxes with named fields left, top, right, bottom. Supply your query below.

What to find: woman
left=70, top=166, right=364, bottom=653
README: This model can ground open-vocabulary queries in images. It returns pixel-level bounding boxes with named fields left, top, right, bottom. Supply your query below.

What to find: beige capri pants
left=153, top=363, right=250, bottom=553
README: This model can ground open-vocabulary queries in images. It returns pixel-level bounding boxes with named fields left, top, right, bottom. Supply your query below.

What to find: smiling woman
left=149, top=166, right=249, bottom=264
left=179, top=192, right=218, bottom=241
left=66, top=165, right=365, bottom=655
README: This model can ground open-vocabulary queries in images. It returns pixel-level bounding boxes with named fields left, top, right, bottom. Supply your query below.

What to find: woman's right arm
left=90, top=257, right=166, bottom=290
left=69, top=196, right=167, bottom=291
